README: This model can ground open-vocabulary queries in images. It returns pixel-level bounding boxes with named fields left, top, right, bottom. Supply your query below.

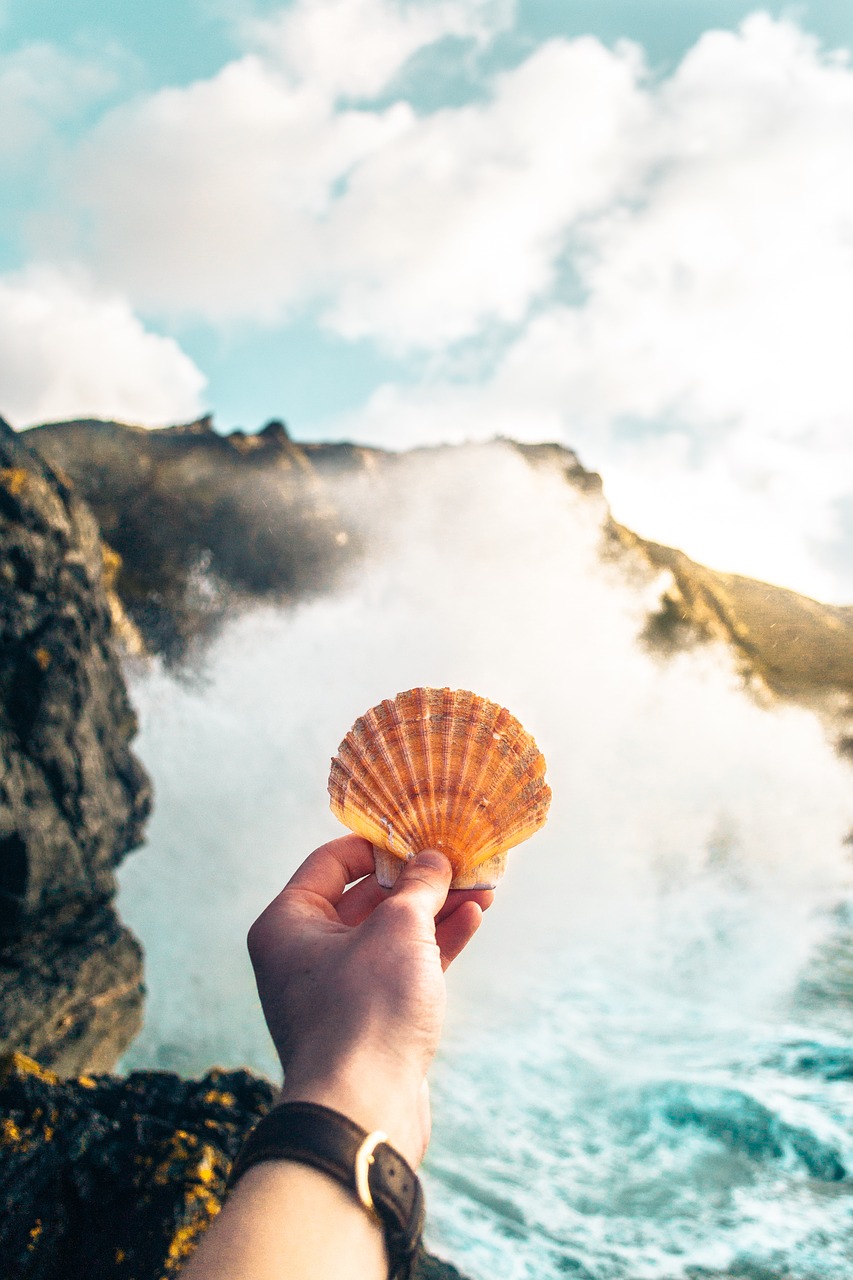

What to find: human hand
left=247, top=836, right=493, bottom=1167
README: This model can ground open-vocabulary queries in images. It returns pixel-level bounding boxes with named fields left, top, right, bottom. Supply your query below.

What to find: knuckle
left=246, top=916, right=265, bottom=961
left=246, top=905, right=277, bottom=960
left=247, top=890, right=299, bottom=960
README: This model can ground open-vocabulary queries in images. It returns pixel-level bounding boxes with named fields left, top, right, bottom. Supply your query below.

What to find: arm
left=181, top=837, right=493, bottom=1279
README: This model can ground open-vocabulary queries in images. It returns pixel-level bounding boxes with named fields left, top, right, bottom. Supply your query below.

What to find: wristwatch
left=227, top=1101, right=426, bottom=1280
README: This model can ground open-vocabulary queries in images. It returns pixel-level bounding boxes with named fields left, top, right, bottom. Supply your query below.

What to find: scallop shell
left=328, top=687, right=551, bottom=889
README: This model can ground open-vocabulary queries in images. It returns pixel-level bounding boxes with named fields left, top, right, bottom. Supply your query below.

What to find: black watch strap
left=227, top=1102, right=425, bottom=1280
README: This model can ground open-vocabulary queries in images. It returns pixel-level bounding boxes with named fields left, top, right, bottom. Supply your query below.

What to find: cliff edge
left=27, top=416, right=356, bottom=663
left=26, top=418, right=853, bottom=756
left=0, top=417, right=152, bottom=1073
left=0, top=416, right=469, bottom=1279
left=0, top=1052, right=468, bottom=1280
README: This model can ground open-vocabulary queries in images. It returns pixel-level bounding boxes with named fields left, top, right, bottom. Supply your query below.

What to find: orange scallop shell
left=328, top=687, right=551, bottom=889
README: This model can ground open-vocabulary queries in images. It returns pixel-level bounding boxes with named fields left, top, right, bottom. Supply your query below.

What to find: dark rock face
left=0, top=418, right=151, bottom=1068
left=0, top=1052, right=469, bottom=1280
left=28, top=416, right=360, bottom=663
left=0, top=904, right=143, bottom=1077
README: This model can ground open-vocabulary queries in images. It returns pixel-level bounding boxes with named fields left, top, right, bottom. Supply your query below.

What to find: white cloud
left=64, top=53, right=416, bottom=320
left=542, top=16, right=853, bottom=441
left=14, top=7, right=853, bottom=596
left=0, top=267, right=206, bottom=428
left=243, top=0, right=508, bottom=98
left=321, top=327, right=853, bottom=602
left=311, top=15, right=853, bottom=601
left=0, top=41, right=121, bottom=163
left=320, top=35, right=646, bottom=348
left=60, top=3, right=641, bottom=342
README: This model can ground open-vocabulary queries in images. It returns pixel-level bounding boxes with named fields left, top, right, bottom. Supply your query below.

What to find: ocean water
left=117, top=446, right=853, bottom=1278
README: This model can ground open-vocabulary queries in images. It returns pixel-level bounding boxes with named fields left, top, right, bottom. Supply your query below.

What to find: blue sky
left=2, top=0, right=853, bottom=600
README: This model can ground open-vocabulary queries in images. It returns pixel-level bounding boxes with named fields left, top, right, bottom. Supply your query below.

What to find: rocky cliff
left=0, top=415, right=469, bottom=1278
left=28, top=416, right=357, bottom=663
left=26, top=417, right=853, bottom=754
left=0, top=1052, right=467, bottom=1280
left=0, top=418, right=152, bottom=1073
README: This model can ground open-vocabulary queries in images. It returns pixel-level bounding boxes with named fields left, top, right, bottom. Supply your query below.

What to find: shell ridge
left=335, top=733, right=422, bottom=848
left=436, top=689, right=465, bottom=853
left=451, top=704, right=516, bottom=860
left=364, top=701, right=414, bottom=810
left=330, top=750, right=422, bottom=855
left=464, top=736, right=546, bottom=827
left=362, top=700, right=429, bottom=855
left=454, top=731, right=548, bottom=868
left=441, top=689, right=487, bottom=854
left=472, top=775, right=550, bottom=862
left=330, top=766, right=421, bottom=856
left=445, top=701, right=514, bottom=866
left=432, top=691, right=450, bottom=849
left=333, top=700, right=424, bottom=861
left=329, top=759, right=397, bottom=853
left=418, top=689, right=439, bottom=849
left=383, top=691, right=434, bottom=852
left=472, top=798, right=552, bottom=863
left=470, top=779, right=552, bottom=862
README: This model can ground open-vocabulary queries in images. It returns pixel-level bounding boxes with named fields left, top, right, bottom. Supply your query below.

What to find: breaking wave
left=117, top=446, right=853, bottom=1279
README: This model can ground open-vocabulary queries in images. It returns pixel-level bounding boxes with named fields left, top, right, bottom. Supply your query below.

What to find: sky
left=2, top=0, right=853, bottom=602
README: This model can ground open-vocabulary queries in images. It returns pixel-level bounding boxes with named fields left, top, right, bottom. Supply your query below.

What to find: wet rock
left=0, top=1052, right=469, bottom=1280
left=0, top=903, right=143, bottom=1076
left=0, top=418, right=151, bottom=1068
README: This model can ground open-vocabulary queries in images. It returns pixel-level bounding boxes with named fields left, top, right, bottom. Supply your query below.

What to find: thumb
left=390, top=848, right=452, bottom=919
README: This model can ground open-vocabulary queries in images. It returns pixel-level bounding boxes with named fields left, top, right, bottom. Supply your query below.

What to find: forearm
left=180, top=1159, right=388, bottom=1280
left=182, top=1056, right=423, bottom=1280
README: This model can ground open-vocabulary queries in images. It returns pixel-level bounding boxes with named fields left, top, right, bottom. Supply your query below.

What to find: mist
left=116, top=445, right=853, bottom=1278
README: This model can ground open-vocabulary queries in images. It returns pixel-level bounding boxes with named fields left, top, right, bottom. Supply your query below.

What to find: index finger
left=285, top=834, right=376, bottom=905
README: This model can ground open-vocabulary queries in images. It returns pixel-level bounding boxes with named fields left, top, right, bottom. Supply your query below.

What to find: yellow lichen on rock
left=164, top=1197, right=221, bottom=1272
left=161, top=1140, right=224, bottom=1272
left=0, top=1052, right=59, bottom=1088
left=0, top=467, right=30, bottom=496
left=1, top=1117, right=23, bottom=1148
left=138, top=1127, right=230, bottom=1271
left=101, top=542, right=147, bottom=657
left=0, top=1052, right=283, bottom=1279
left=203, top=1088, right=236, bottom=1108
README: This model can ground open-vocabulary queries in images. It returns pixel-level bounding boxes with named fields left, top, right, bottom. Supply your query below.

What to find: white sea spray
left=117, top=445, right=853, bottom=1278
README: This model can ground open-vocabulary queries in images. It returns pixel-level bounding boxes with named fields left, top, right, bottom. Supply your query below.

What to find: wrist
left=278, top=1061, right=426, bottom=1169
